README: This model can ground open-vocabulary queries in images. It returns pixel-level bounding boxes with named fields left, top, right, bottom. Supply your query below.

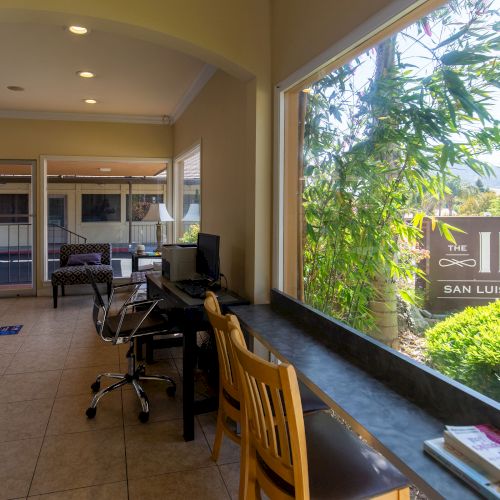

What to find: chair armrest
left=113, top=281, right=144, bottom=290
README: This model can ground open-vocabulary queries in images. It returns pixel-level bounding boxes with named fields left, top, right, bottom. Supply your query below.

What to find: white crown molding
left=0, top=109, right=171, bottom=125
left=172, top=64, right=216, bottom=123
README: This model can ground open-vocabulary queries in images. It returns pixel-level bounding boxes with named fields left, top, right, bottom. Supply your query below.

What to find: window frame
left=173, top=142, right=202, bottom=242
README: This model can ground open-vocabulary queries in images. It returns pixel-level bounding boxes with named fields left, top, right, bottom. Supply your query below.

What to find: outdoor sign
left=422, top=217, right=500, bottom=313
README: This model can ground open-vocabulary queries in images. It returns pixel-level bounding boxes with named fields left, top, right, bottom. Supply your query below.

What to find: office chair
left=229, top=321, right=410, bottom=500
left=84, top=267, right=180, bottom=423
left=203, top=291, right=327, bottom=462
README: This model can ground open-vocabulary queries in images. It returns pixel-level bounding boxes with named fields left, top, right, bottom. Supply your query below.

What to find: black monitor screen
left=196, top=233, right=220, bottom=281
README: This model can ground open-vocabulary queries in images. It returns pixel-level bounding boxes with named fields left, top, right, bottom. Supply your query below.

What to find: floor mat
left=0, top=324, right=23, bottom=335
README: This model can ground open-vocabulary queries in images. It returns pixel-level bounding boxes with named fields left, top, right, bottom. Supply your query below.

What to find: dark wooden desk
left=146, top=272, right=247, bottom=441
left=230, top=290, right=499, bottom=500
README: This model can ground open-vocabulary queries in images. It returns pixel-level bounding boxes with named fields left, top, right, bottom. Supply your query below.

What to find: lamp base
left=155, top=222, right=163, bottom=253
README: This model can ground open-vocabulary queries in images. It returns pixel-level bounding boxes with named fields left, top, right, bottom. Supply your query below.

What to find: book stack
left=424, top=425, right=500, bottom=499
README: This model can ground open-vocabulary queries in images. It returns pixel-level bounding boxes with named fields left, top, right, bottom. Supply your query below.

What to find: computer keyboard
left=175, top=279, right=209, bottom=298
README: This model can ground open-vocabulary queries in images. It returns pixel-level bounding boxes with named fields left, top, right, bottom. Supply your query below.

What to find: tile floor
left=0, top=294, right=240, bottom=500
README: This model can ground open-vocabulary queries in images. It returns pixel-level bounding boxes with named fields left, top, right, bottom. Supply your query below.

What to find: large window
left=126, top=194, right=164, bottom=221
left=0, top=194, right=29, bottom=223
left=81, top=194, right=121, bottom=222
left=175, top=144, right=201, bottom=243
left=281, top=0, right=500, bottom=402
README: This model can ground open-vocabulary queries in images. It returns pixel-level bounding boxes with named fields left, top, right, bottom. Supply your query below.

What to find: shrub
left=425, top=301, right=500, bottom=401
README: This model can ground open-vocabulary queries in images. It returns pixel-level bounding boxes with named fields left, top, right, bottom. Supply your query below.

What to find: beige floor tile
left=28, top=481, right=128, bottom=500
left=219, top=462, right=241, bottom=500
left=19, top=335, right=72, bottom=352
left=128, top=466, right=230, bottom=500
left=122, top=379, right=182, bottom=425
left=57, top=364, right=121, bottom=398
left=30, top=427, right=126, bottom=495
left=0, top=370, right=61, bottom=402
left=197, top=412, right=241, bottom=465
left=0, top=437, right=43, bottom=500
left=0, top=398, right=53, bottom=443
left=0, top=353, right=13, bottom=375
left=0, top=334, right=24, bottom=354
left=46, top=392, right=123, bottom=436
left=124, top=419, right=213, bottom=479
left=6, top=349, right=68, bottom=374
left=64, top=346, right=119, bottom=369
left=70, top=331, right=109, bottom=349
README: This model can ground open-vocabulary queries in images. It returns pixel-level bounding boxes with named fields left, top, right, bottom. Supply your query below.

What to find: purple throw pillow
left=67, top=253, right=102, bottom=266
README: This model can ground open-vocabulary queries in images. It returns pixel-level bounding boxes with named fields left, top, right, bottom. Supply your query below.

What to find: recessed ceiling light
left=7, top=85, right=24, bottom=92
left=68, top=25, right=88, bottom=35
left=77, top=71, right=95, bottom=78
left=99, top=168, right=112, bottom=172
left=84, top=98, right=97, bottom=104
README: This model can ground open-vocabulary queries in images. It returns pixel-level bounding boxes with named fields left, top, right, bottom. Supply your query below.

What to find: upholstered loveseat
left=51, top=243, right=114, bottom=308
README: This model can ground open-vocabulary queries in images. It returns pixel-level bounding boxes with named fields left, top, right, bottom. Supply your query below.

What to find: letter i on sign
left=478, top=232, right=500, bottom=273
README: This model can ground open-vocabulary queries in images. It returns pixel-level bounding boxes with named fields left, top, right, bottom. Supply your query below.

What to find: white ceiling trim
left=0, top=109, right=171, bottom=125
left=172, top=64, right=216, bottom=123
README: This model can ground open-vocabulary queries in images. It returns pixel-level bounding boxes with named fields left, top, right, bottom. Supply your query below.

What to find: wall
left=0, top=119, right=172, bottom=159
left=174, top=70, right=251, bottom=298
left=271, top=0, right=399, bottom=84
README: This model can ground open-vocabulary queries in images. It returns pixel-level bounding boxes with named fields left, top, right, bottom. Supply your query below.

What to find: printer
left=161, top=244, right=197, bottom=281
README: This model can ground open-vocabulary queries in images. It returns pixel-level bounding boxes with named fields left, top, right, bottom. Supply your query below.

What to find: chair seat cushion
left=51, top=264, right=113, bottom=286
left=305, top=411, right=408, bottom=499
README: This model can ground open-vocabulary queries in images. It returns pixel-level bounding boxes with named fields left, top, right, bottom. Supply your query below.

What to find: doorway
left=0, top=159, right=36, bottom=295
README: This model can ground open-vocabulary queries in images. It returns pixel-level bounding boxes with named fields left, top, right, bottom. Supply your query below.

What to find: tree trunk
left=368, top=37, right=400, bottom=348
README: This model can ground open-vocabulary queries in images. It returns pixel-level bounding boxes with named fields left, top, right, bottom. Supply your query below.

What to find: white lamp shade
left=142, top=203, right=174, bottom=222
left=182, top=203, right=200, bottom=222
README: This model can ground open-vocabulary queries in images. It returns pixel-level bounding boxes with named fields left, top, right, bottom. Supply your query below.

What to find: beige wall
left=271, top=0, right=396, bottom=84
left=0, top=119, right=172, bottom=159
left=174, top=70, right=253, bottom=299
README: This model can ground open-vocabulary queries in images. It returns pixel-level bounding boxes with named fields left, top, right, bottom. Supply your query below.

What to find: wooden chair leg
left=52, top=285, right=58, bottom=308
left=211, top=409, right=225, bottom=461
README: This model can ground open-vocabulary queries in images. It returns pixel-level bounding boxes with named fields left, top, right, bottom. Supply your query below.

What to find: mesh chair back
left=85, top=266, right=110, bottom=337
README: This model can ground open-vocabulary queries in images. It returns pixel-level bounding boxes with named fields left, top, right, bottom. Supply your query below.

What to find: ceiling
left=0, top=20, right=210, bottom=120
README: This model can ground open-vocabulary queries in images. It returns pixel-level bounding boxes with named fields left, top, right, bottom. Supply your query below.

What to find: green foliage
left=179, top=224, right=199, bottom=243
left=425, top=301, right=500, bottom=400
left=302, top=0, right=500, bottom=332
left=487, top=194, right=500, bottom=214
left=458, top=190, right=497, bottom=214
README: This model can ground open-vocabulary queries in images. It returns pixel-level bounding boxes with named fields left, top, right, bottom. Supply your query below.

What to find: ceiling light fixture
left=7, top=85, right=24, bottom=92
left=84, top=98, right=97, bottom=104
left=98, top=167, right=112, bottom=172
left=68, top=25, right=88, bottom=35
left=77, top=71, right=95, bottom=78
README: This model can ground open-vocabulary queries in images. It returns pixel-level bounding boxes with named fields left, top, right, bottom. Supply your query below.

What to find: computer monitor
left=196, top=233, right=220, bottom=281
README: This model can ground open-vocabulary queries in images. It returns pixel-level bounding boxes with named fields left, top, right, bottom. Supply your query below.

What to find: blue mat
left=0, top=325, right=22, bottom=335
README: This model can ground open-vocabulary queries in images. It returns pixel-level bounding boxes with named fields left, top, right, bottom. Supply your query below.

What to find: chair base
left=86, top=342, right=176, bottom=423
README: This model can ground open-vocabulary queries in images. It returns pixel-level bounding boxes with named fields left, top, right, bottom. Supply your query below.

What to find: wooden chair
left=229, top=322, right=410, bottom=500
left=204, top=291, right=327, bottom=462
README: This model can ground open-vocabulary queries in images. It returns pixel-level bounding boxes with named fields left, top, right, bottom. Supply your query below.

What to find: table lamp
left=142, top=203, right=174, bottom=252
left=182, top=203, right=200, bottom=222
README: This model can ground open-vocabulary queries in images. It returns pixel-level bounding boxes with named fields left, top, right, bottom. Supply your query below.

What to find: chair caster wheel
left=139, top=411, right=149, bottom=423
left=86, top=407, right=96, bottom=419
left=166, top=386, right=176, bottom=397
left=91, top=381, right=100, bottom=393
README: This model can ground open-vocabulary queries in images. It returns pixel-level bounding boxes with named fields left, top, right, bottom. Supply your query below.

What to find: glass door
left=0, top=160, right=36, bottom=295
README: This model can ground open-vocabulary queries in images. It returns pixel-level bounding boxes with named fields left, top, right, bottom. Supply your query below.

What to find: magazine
left=424, top=437, right=500, bottom=500
left=444, top=425, right=500, bottom=481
